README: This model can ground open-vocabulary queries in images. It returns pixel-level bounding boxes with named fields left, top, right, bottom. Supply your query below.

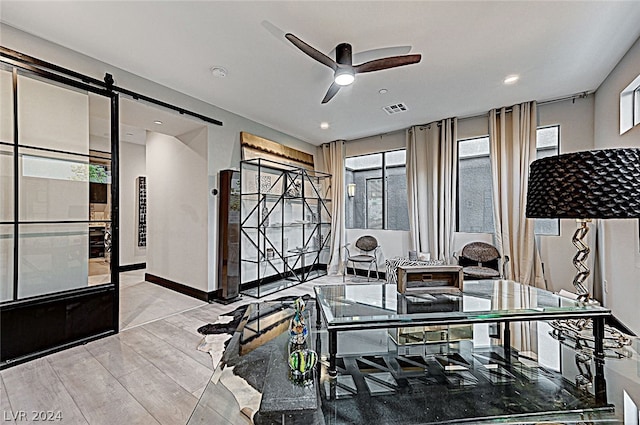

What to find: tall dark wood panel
left=217, top=170, right=241, bottom=302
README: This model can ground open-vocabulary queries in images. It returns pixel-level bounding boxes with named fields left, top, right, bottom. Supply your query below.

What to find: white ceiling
left=2, top=1, right=640, bottom=146
left=89, top=95, right=205, bottom=145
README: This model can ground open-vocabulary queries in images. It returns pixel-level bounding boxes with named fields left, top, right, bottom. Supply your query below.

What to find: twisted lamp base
left=572, top=219, right=591, bottom=300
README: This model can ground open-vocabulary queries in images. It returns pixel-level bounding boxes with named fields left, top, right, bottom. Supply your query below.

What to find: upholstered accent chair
left=455, top=242, right=509, bottom=280
left=344, top=235, right=381, bottom=281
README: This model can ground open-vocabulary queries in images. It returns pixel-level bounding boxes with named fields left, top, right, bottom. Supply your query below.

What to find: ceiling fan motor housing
left=336, top=43, right=353, bottom=65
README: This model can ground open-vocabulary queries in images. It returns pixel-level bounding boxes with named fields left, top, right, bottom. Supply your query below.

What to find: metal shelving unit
left=240, top=158, right=331, bottom=298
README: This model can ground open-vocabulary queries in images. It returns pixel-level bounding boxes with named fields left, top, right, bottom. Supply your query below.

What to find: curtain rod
left=456, top=91, right=592, bottom=122
left=0, top=46, right=223, bottom=126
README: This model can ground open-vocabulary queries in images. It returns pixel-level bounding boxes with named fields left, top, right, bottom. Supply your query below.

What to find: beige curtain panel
left=320, top=140, right=346, bottom=275
left=489, top=101, right=544, bottom=288
left=406, top=118, right=458, bottom=263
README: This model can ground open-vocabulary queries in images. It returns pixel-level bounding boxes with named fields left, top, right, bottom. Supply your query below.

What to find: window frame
left=620, top=74, right=640, bottom=134
left=634, top=86, right=640, bottom=127
left=345, top=148, right=408, bottom=231
left=533, top=125, right=561, bottom=236
left=455, top=135, right=493, bottom=233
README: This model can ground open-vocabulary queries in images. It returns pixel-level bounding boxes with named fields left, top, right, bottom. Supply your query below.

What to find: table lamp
left=526, top=148, right=640, bottom=301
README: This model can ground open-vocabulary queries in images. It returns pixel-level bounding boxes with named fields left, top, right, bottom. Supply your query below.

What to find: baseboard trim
left=344, top=267, right=387, bottom=281
left=119, top=263, right=146, bottom=272
left=144, top=273, right=219, bottom=302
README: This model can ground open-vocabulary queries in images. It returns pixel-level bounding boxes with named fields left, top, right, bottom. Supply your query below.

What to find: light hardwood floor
left=0, top=271, right=349, bottom=425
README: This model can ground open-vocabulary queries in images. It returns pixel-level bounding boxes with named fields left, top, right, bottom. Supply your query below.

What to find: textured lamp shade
left=526, top=148, right=640, bottom=219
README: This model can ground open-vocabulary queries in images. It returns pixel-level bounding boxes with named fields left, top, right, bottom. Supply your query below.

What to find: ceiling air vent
left=383, top=103, right=408, bottom=115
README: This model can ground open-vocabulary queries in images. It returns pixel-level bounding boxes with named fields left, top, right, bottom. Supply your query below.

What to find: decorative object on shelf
left=286, top=180, right=302, bottom=197
left=137, top=176, right=147, bottom=247
left=257, top=175, right=272, bottom=194
left=289, top=297, right=308, bottom=345
left=261, top=198, right=270, bottom=227
left=527, top=148, right=640, bottom=300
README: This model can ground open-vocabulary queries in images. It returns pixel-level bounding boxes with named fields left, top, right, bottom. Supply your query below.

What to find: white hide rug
left=196, top=313, right=262, bottom=423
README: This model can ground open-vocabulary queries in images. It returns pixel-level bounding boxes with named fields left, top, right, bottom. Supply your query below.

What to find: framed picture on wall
left=137, top=176, right=147, bottom=247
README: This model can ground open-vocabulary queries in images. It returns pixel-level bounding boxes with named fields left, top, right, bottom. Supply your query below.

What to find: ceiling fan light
left=334, top=69, right=355, bottom=86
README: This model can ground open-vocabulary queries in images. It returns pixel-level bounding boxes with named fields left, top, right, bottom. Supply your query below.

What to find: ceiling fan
left=285, top=33, right=422, bottom=104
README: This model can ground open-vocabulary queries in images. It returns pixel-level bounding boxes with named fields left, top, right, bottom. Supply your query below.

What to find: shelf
left=241, top=247, right=329, bottom=264
left=241, top=193, right=330, bottom=204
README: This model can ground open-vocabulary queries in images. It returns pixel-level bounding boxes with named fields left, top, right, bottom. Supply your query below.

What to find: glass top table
left=186, top=287, right=640, bottom=424
left=314, top=280, right=611, bottom=376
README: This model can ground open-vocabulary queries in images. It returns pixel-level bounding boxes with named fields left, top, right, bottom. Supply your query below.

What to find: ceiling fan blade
left=321, top=82, right=341, bottom=104
left=328, top=46, right=412, bottom=63
left=285, top=33, right=337, bottom=71
left=354, top=54, right=422, bottom=74
left=353, top=46, right=412, bottom=64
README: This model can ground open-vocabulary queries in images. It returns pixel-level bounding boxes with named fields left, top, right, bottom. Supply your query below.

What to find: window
left=635, top=86, right=640, bottom=127
left=345, top=150, right=409, bottom=230
left=620, top=74, right=640, bottom=134
left=457, top=136, right=494, bottom=233
left=456, top=126, right=560, bottom=234
left=533, top=126, right=560, bottom=235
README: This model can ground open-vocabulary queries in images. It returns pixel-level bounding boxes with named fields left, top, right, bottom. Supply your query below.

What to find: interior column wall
left=146, top=129, right=208, bottom=292
left=593, top=35, right=640, bottom=335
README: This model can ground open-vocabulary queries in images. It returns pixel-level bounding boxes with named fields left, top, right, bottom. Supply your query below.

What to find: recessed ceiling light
left=154, top=120, right=163, bottom=125
left=379, top=88, right=388, bottom=94
left=320, top=122, right=330, bottom=130
left=210, top=66, right=228, bottom=78
left=504, top=74, right=519, bottom=85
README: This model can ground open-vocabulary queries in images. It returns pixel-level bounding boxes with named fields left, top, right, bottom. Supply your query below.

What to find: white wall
left=593, top=35, right=640, bottom=334
left=119, top=141, right=146, bottom=266
left=146, top=129, right=208, bottom=291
